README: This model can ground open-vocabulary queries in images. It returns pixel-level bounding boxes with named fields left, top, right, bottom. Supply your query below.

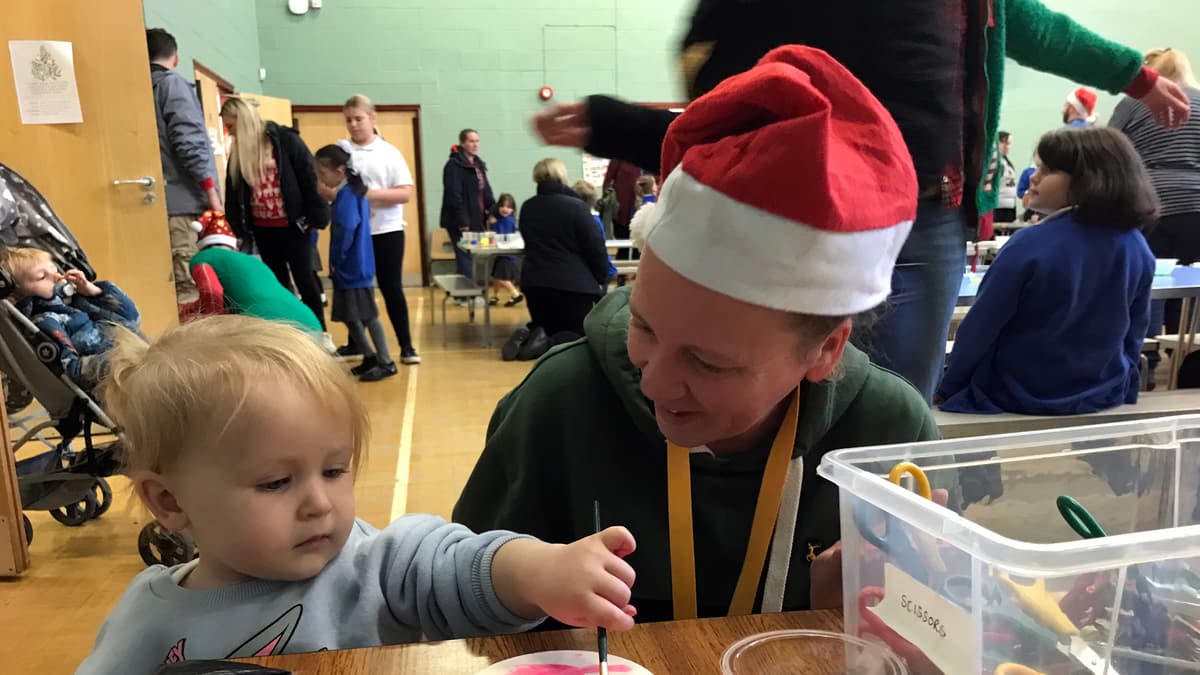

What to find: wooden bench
left=934, top=389, right=1200, bottom=439
left=432, top=274, right=484, bottom=346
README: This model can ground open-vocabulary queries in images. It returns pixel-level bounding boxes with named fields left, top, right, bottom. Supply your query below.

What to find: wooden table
left=240, top=610, right=843, bottom=674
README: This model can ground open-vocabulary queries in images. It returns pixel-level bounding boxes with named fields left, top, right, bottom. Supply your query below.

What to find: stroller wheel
left=138, top=522, right=194, bottom=567
left=90, top=478, right=112, bottom=517
left=49, top=490, right=97, bottom=526
left=22, top=514, right=32, bottom=545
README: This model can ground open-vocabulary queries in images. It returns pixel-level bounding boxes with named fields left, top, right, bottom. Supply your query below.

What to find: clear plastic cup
left=721, top=629, right=909, bottom=675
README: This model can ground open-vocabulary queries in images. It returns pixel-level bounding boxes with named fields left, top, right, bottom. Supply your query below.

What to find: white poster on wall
left=582, top=152, right=610, bottom=191
left=8, top=40, right=83, bottom=125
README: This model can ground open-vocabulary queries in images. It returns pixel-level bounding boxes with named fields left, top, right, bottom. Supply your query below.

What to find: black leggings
left=372, top=230, right=414, bottom=352
left=254, top=225, right=326, bottom=331
left=524, top=286, right=598, bottom=345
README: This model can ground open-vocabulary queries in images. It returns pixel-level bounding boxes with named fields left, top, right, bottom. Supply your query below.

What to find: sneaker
left=335, top=343, right=362, bottom=358
left=488, top=296, right=499, bottom=306
left=320, top=333, right=337, bottom=354
left=400, top=350, right=421, bottom=365
left=351, top=356, right=378, bottom=376
left=358, top=364, right=396, bottom=382
left=504, top=294, right=525, bottom=307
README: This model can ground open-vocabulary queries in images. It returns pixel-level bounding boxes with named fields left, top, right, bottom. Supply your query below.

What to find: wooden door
left=193, top=63, right=232, bottom=198
left=1, top=1, right=177, bottom=335
left=293, top=109, right=426, bottom=286
left=239, top=92, right=293, bottom=126
left=1, top=0, right=172, bottom=572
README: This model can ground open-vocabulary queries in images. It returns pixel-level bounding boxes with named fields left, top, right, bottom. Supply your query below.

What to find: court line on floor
left=390, top=295, right=423, bottom=521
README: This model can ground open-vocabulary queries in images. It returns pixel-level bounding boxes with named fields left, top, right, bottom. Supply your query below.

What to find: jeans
left=443, top=224, right=473, bottom=278
left=865, top=201, right=967, bottom=402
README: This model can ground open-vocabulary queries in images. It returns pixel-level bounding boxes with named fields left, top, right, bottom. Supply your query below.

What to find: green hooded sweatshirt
left=454, top=287, right=940, bottom=622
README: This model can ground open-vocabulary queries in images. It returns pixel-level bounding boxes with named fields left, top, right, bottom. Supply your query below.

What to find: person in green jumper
left=455, top=46, right=944, bottom=624
left=531, top=0, right=1191, bottom=406
left=182, top=210, right=323, bottom=337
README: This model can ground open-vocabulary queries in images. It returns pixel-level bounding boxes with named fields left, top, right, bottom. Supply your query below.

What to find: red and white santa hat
left=191, top=210, right=238, bottom=250
left=1066, top=87, right=1098, bottom=123
left=636, top=46, right=917, bottom=316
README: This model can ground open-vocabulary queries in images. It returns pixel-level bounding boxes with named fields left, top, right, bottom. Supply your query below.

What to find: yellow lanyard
left=666, top=390, right=800, bottom=619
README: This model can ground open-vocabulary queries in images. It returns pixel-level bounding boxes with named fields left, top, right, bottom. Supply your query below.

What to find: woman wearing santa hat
left=454, top=46, right=953, bottom=623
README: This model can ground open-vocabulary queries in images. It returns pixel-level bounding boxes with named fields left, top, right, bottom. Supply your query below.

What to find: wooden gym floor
left=0, top=289, right=535, bottom=673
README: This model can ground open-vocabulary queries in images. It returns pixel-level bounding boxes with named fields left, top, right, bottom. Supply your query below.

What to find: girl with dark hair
left=937, top=126, right=1158, bottom=415
left=314, top=145, right=396, bottom=382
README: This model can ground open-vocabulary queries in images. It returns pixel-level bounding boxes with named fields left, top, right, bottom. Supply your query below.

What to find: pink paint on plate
left=474, top=650, right=652, bottom=675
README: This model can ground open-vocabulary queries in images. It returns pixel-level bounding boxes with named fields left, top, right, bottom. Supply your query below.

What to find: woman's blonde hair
left=532, top=158, right=568, bottom=185
left=344, top=94, right=376, bottom=116
left=220, top=97, right=272, bottom=188
left=0, top=246, right=51, bottom=278
left=572, top=179, right=598, bottom=208
left=1146, top=48, right=1198, bottom=88
left=102, top=315, right=369, bottom=476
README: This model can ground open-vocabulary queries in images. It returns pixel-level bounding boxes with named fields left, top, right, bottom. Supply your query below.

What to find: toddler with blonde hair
left=78, top=315, right=637, bottom=674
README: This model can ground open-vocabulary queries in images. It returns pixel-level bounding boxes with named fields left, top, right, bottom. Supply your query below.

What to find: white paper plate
left=474, top=649, right=653, bottom=674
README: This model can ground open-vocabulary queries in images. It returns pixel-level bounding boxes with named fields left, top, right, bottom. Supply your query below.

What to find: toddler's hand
left=496, top=527, right=637, bottom=631
left=62, top=270, right=102, bottom=297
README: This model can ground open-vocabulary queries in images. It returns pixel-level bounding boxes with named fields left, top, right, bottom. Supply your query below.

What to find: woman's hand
left=532, top=101, right=592, bottom=148
left=318, top=183, right=337, bottom=203
left=493, top=527, right=638, bottom=630
left=61, top=269, right=102, bottom=297
left=1139, top=76, right=1191, bottom=129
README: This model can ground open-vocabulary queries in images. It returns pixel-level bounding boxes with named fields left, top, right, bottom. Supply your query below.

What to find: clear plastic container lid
left=721, top=629, right=908, bottom=675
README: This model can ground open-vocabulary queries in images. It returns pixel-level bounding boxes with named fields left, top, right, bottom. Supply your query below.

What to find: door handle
left=112, top=176, right=156, bottom=190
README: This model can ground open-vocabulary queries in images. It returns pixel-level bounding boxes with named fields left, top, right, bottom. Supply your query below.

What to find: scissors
left=851, top=462, right=948, bottom=583
left=1057, top=495, right=1107, bottom=539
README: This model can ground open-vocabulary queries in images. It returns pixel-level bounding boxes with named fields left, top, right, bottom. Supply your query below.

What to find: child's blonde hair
left=1145, top=48, right=1198, bottom=88
left=103, top=315, right=369, bottom=475
left=344, top=93, right=376, bottom=116
left=0, top=246, right=51, bottom=279
left=634, top=175, right=658, bottom=200
left=572, top=180, right=599, bottom=209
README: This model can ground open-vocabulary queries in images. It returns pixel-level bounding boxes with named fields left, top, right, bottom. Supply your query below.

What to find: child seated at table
left=0, top=246, right=140, bottom=392
left=77, top=315, right=637, bottom=675
left=936, top=126, right=1156, bottom=415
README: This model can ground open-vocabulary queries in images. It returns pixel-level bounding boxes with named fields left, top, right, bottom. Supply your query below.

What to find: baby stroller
left=0, top=162, right=193, bottom=566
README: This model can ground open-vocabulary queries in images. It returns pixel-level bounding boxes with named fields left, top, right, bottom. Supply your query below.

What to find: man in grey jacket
left=147, top=28, right=222, bottom=306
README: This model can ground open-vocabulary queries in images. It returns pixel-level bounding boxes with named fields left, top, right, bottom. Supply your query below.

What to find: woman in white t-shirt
left=336, top=95, right=419, bottom=364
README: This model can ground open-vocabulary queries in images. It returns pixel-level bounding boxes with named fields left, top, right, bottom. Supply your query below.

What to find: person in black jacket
left=440, top=129, right=495, bottom=278
left=221, top=97, right=329, bottom=332
left=520, top=158, right=611, bottom=345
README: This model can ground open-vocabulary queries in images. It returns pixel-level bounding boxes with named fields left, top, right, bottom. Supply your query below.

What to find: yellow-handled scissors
left=885, top=461, right=945, bottom=574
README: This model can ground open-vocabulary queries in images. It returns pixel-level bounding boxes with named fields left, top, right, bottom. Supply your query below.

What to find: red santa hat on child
left=1066, top=87, right=1098, bottom=123
left=635, top=46, right=917, bottom=315
left=191, top=210, right=238, bottom=250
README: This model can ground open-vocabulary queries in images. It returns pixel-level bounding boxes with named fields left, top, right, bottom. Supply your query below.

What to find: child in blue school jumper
left=313, top=145, right=395, bottom=382
left=937, top=126, right=1156, bottom=415
left=573, top=180, right=618, bottom=281
left=486, top=193, right=524, bottom=307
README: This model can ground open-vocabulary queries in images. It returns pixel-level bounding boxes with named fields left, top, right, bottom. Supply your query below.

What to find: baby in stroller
left=0, top=246, right=140, bottom=392
left=0, top=162, right=134, bottom=542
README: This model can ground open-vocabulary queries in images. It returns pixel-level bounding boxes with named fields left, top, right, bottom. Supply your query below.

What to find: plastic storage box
left=818, top=415, right=1200, bottom=675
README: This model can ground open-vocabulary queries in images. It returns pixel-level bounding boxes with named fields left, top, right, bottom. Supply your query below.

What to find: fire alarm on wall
left=539, top=86, right=554, bottom=101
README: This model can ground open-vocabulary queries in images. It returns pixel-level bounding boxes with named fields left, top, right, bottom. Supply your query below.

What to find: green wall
left=143, top=0, right=262, bottom=94
left=253, top=0, right=693, bottom=226
left=145, top=0, right=1198, bottom=228
left=999, top=0, right=1200, bottom=171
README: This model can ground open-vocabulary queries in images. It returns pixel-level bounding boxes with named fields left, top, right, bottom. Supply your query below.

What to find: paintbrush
left=593, top=499, right=608, bottom=675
